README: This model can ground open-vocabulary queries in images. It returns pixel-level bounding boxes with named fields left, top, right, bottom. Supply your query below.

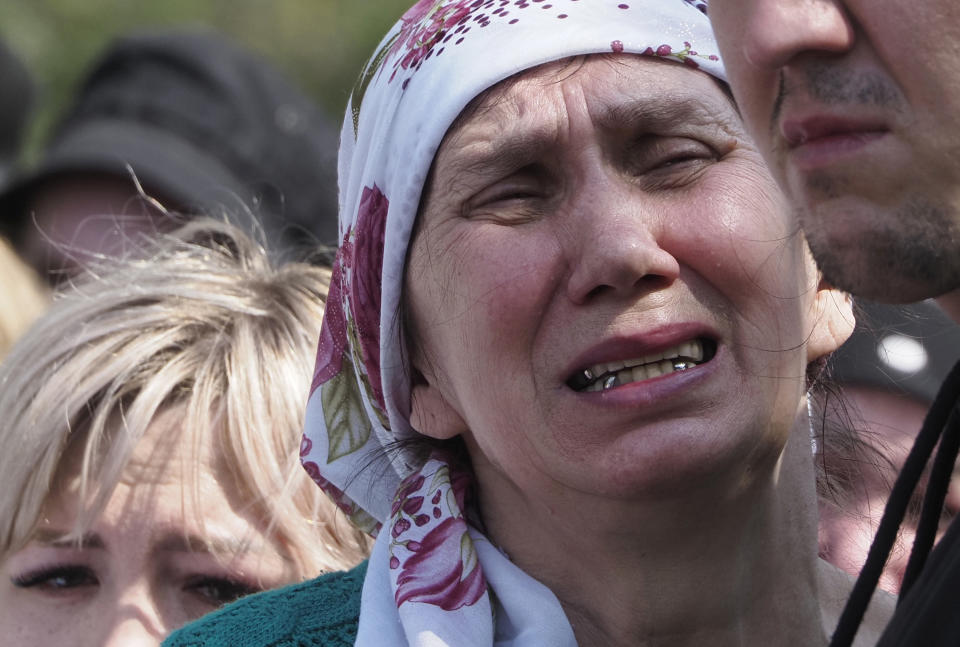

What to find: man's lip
left=562, top=323, right=718, bottom=385
left=779, top=115, right=889, bottom=171
left=781, top=115, right=888, bottom=148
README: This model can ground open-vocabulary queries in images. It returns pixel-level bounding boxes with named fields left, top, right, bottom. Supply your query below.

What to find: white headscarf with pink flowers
left=300, top=1, right=723, bottom=644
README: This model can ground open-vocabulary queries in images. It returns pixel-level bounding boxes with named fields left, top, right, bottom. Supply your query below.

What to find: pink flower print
left=403, top=496, right=426, bottom=515
left=388, top=0, right=483, bottom=82
left=299, top=435, right=312, bottom=457
left=302, top=462, right=356, bottom=517
left=392, top=517, right=412, bottom=538
left=395, top=517, right=486, bottom=610
left=302, top=460, right=323, bottom=486
left=448, top=463, right=474, bottom=515
left=642, top=42, right=707, bottom=71
left=402, top=0, right=441, bottom=24
left=392, top=473, right=426, bottom=516
left=310, top=247, right=349, bottom=394
left=350, top=184, right=389, bottom=409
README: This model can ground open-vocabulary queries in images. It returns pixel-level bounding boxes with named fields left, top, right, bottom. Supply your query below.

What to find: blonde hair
left=0, top=236, right=49, bottom=359
left=0, top=218, right=369, bottom=574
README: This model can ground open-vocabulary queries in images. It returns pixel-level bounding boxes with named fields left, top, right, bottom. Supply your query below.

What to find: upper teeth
left=579, top=340, right=705, bottom=393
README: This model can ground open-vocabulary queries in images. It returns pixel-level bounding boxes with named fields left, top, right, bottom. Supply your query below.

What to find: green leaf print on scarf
left=351, top=32, right=400, bottom=139
left=322, top=354, right=372, bottom=462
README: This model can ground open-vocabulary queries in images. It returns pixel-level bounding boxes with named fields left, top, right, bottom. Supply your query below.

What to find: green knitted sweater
left=162, top=560, right=367, bottom=647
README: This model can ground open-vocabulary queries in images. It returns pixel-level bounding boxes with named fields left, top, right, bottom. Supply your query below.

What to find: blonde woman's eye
left=185, top=575, right=261, bottom=607
left=12, top=565, right=99, bottom=593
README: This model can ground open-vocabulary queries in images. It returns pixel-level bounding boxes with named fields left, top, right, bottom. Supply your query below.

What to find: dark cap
left=0, top=40, right=34, bottom=188
left=0, top=28, right=339, bottom=250
left=831, top=300, right=960, bottom=403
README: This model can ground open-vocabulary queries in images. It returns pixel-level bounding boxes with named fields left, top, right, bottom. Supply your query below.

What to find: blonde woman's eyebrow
left=153, top=531, right=257, bottom=557
left=31, top=529, right=105, bottom=549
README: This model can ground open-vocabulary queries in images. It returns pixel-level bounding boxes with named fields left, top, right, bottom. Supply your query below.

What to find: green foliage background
left=2, top=0, right=414, bottom=162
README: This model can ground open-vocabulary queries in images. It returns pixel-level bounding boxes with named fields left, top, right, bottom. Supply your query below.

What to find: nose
left=96, top=585, right=167, bottom=647
left=563, top=181, right=680, bottom=305
left=739, top=0, right=855, bottom=71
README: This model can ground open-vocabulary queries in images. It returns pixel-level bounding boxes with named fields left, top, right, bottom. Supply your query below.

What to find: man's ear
left=409, top=367, right=468, bottom=440
left=807, top=276, right=855, bottom=362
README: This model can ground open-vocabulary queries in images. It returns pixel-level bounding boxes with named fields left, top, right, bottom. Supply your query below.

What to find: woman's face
left=0, top=407, right=291, bottom=647
left=406, top=55, right=840, bottom=508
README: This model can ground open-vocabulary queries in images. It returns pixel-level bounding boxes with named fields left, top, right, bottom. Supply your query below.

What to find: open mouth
left=567, top=338, right=717, bottom=393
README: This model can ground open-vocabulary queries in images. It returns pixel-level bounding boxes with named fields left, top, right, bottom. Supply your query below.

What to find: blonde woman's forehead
left=37, top=405, right=289, bottom=562
left=117, top=404, right=212, bottom=485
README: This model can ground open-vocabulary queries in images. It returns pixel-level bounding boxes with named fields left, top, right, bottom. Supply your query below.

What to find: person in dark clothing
left=706, top=0, right=960, bottom=644
left=821, top=302, right=960, bottom=593
left=0, top=39, right=33, bottom=189
left=0, top=29, right=340, bottom=282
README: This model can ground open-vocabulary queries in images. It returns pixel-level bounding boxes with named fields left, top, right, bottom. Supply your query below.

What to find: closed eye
left=465, top=165, right=552, bottom=224
left=475, top=182, right=542, bottom=205
left=626, top=136, right=717, bottom=189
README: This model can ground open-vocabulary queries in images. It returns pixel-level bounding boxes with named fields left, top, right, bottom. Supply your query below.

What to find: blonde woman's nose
left=95, top=586, right=167, bottom=647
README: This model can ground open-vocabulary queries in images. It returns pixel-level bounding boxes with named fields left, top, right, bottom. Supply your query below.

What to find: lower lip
left=789, top=131, right=887, bottom=171
left=574, top=346, right=720, bottom=408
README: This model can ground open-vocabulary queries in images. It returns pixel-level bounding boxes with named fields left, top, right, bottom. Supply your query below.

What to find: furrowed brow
left=598, top=95, right=731, bottom=133
left=442, top=128, right=555, bottom=183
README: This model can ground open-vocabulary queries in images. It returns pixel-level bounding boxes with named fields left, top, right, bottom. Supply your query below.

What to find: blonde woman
left=0, top=219, right=369, bottom=646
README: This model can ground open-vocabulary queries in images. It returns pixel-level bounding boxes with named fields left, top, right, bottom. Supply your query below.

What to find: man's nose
left=739, top=0, right=855, bottom=71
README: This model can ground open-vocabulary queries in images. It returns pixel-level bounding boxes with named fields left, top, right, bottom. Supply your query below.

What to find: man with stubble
left=705, top=1, right=960, bottom=645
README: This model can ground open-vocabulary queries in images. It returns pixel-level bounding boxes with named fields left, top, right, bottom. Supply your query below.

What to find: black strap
left=900, top=404, right=960, bottom=595
left=828, top=358, right=960, bottom=647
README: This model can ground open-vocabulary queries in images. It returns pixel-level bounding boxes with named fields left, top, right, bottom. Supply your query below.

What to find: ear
left=807, top=276, right=855, bottom=362
left=409, top=368, right=469, bottom=441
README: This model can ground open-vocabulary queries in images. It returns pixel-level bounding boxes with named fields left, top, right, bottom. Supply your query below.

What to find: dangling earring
left=807, top=390, right=818, bottom=454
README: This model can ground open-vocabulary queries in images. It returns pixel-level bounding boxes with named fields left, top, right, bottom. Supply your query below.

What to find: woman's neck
left=475, top=418, right=830, bottom=647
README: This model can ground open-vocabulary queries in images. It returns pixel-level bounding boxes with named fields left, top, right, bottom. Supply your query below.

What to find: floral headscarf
left=301, top=1, right=723, bottom=644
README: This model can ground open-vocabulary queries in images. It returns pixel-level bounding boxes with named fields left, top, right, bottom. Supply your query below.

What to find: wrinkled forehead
left=439, top=53, right=737, bottom=156
left=339, top=0, right=725, bottom=230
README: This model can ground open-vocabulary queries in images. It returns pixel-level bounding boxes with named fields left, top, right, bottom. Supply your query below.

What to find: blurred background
left=3, top=0, right=412, bottom=163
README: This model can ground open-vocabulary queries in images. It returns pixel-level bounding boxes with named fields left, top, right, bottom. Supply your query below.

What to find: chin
left=810, top=232, right=952, bottom=303
left=578, top=431, right=781, bottom=502
left=802, top=189, right=960, bottom=302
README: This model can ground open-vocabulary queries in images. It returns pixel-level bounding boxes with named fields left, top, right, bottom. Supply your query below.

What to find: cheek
left=0, top=583, right=84, bottom=645
left=412, top=225, right=562, bottom=365
left=409, top=227, right=563, bottom=441
left=683, top=179, right=805, bottom=307
left=682, top=175, right=812, bottom=381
